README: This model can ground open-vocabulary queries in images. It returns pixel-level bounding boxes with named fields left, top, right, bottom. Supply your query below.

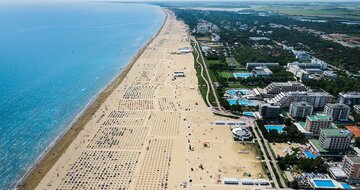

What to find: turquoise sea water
left=0, top=2, right=164, bottom=189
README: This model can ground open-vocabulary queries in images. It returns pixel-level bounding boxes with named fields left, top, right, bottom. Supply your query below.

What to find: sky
left=1, top=0, right=360, bottom=5
left=2, top=0, right=360, bottom=2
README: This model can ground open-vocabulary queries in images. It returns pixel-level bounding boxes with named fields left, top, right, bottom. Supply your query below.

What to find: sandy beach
left=19, top=9, right=266, bottom=190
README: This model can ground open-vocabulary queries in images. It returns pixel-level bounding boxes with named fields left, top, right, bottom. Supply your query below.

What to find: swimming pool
left=312, top=179, right=336, bottom=188
left=240, top=89, right=248, bottom=95
left=227, top=90, right=239, bottom=96
left=304, top=150, right=317, bottom=159
left=238, top=99, right=257, bottom=106
left=233, top=73, right=253, bottom=78
left=341, top=183, right=352, bottom=189
left=226, top=89, right=248, bottom=96
left=227, top=99, right=237, bottom=106
left=243, top=112, right=255, bottom=117
left=265, top=125, right=284, bottom=133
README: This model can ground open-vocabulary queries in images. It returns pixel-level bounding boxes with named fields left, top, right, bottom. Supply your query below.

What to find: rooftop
left=339, top=92, right=360, bottom=97
left=346, top=155, right=360, bottom=164
left=325, top=103, right=350, bottom=109
left=309, top=139, right=328, bottom=153
left=320, top=128, right=352, bottom=137
left=291, top=101, right=313, bottom=107
left=307, top=113, right=332, bottom=122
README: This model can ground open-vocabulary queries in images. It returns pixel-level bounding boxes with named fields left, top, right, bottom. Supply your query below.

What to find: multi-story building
left=252, top=66, right=273, bottom=77
left=354, top=105, right=360, bottom=114
left=289, top=101, right=314, bottom=119
left=287, top=61, right=327, bottom=70
left=287, top=65, right=309, bottom=81
left=292, top=51, right=310, bottom=61
left=338, top=92, right=360, bottom=107
left=264, top=82, right=309, bottom=94
left=341, top=155, right=360, bottom=182
left=305, top=113, right=332, bottom=135
left=310, top=129, right=352, bottom=157
left=259, top=103, right=281, bottom=119
left=318, top=129, right=352, bottom=150
left=246, top=62, right=279, bottom=69
left=324, top=103, right=351, bottom=121
left=268, top=91, right=332, bottom=108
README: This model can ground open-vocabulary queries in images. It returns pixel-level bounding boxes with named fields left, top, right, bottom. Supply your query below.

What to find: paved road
left=251, top=121, right=280, bottom=189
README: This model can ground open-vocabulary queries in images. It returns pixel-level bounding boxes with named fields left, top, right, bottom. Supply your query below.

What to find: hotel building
left=264, top=81, right=309, bottom=94
left=289, top=101, right=314, bottom=119
left=342, top=155, right=360, bottom=182
left=268, top=91, right=332, bottom=108
left=305, top=113, right=332, bottom=135
left=324, top=103, right=350, bottom=122
left=338, top=92, right=360, bottom=107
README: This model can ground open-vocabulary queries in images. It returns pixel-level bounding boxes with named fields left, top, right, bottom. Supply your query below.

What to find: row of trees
left=256, top=119, right=307, bottom=143
left=173, top=8, right=360, bottom=73
left=277, top=150, right=327, bottom=173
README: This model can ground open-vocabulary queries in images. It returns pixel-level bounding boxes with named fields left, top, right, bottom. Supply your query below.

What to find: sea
left=0, top=2, right=165, bottom=189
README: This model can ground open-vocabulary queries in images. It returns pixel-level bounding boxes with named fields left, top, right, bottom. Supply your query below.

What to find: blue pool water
left=238, top=99, right=257, bottom=106
left=227, top=90, right=239, bottom=96
left=233, top=73, right=253, bottom=78
left=226, top=89, right=247, bottom=96
left=304, top=150, right=317, bottom=159
left=243, top=112, right=255, bottom=117
left=240, top=89, right=248, bottom=95
left=227, top=99, right=238, bottom=105
left=341, top=183, right=352, bottom=189
left=265, top=125, right=285, bottom=133
left=0, top=2, right=164, bottom=189
left=313, top=180, right=336, bottom=188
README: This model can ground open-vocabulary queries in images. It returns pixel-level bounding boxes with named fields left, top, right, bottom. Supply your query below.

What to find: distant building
left=290, top=101, right=314, bottom=119
left=249, top=37, right=270, bottom=41
left=292, top=50, right=310, bottom=61
left=338, top=92, right=360, bottom=107
left=324, top=71, right=337, bottom=78
left=354, top=105, right=360, bottom=114
left=324, top=103, right=350, bottom=122
left=342, top=155, right=360, bottom=182
left=246, top=62, right=279, bottom=69
left=268, top=91, right=332, bottom=108
left=283, top=45, right=294, bottom=51
left=309, top=128, right=352, bottom=157
left=287, top=62, right=327, bottom=70
left=259, top=103, right=281, bottom=119
left=252, top=66, right=273, bottom=77
left=311, top=59, right=328, bottom=69
left=305, top=113, right=332, bottom=135
left=287, top=65, right=309, bottom=81
left=264, top=81, right=309, bottom=94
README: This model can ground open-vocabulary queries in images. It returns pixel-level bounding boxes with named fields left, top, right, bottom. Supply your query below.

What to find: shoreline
left=16, top=8, right=168, bottom=190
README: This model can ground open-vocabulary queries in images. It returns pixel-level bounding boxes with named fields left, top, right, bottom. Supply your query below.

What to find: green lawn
left=206, top=59, right=222, bottom=65
left=218, top=71, right=233, bottom=79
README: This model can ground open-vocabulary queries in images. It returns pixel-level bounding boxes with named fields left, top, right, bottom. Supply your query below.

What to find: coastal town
left=12, top=2, right=360, bottom=190
left=169, top=4, right=360, bottom=190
